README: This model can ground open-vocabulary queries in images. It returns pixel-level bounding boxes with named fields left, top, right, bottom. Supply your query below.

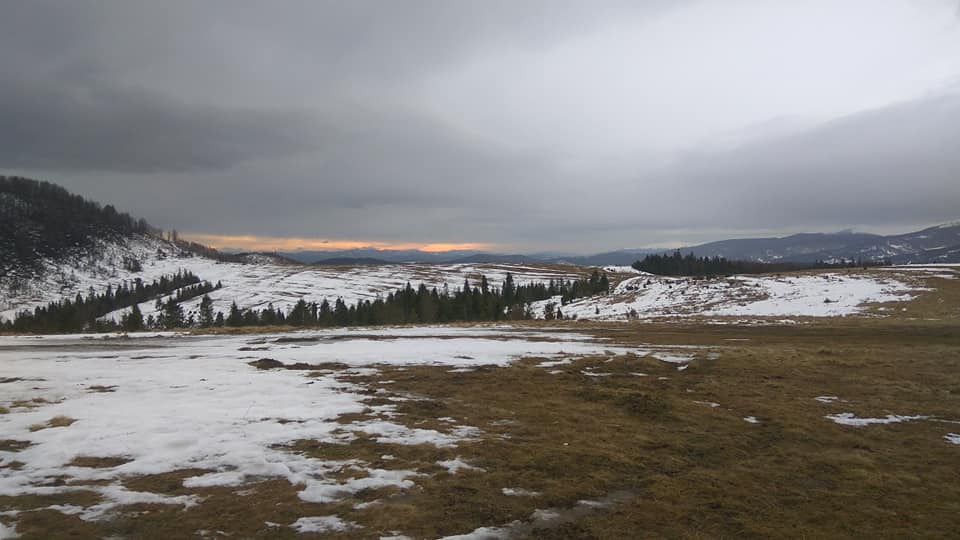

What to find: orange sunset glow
left=181, top=233, right=495, bottom=253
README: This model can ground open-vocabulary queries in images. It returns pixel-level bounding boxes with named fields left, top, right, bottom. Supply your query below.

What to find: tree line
left=632, top=251, right=886, bottom=277
left=6, top=270, right=610, bottom=333
left=3, top=270, right=218, bottom=333
left=197, top=270, right=610, bottom=329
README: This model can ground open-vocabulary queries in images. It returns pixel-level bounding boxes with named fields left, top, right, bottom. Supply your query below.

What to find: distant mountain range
left=682, top=223, right=960, bottom=264
left=284, top=223, right=960, bottom=266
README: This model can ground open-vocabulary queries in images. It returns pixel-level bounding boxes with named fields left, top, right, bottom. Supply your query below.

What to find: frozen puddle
left=0, top=327, right=635, bottom=528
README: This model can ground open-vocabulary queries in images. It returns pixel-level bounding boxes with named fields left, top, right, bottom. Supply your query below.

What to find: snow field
left=0, top=235, right=585, bottom=324
left=0, top=326, right=646, bottom=531
left=3, top=235, right=940, bottom=328
left=531, top=271, right=919, bottom=320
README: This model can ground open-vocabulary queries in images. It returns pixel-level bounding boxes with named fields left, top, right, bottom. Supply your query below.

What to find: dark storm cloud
left=0, top=1, right=666, bottom=174
left=0, top=80, right=316, bottom=173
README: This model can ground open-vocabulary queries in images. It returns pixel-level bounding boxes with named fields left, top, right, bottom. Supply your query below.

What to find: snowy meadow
left=0, top=327, right=684, bottom=537
left=1, top=266, right=958, bottom=538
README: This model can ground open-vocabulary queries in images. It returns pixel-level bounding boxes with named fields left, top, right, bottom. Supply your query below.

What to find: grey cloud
left=0, top=79, right=316, bottom=173
left=515, top=93, right=960, bottom=249
left=14, top=92, right=960, bottom=250
left=0, top=1, right=675, bottom=91
left=661, top=93, right=960, bottom=230
left=0, top=1, right=669, bottom=175
left=15, top=101, right=550, bottom=238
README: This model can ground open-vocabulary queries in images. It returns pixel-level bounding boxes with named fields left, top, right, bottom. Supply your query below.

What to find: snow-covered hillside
left=0, top=235, right=585, bottom=323
left=2, top=233, right=951, bottom=326
left=530, top=268, right=952, bottom=320
left=1, top=234, right=188, bottom=320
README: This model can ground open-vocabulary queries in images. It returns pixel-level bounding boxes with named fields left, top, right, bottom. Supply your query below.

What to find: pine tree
left=122, top=303, right=144, bottom=331
left=226, top=302, right=243, bottom=327
left=198, top=295, right=214, bottom=327
left=162, top=299, right=184, bottom=329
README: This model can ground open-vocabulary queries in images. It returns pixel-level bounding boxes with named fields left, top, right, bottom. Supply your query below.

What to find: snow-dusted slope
left=2, top=232, right=949, bottom=325
left=0, top=235, right=584, bottom=323
left=530, top=269, right=945, bottom=320
left=1, top=234, right=190, bottom=320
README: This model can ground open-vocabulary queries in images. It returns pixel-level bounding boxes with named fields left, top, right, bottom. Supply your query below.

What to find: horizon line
left=181, top=233, right=497, bottom=253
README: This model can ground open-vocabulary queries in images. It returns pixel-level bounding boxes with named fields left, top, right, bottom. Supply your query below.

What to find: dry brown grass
left=28, top=415, right=77, bottom=432
left=0, top=440, right=31, bottom=452
left=68, top=456, right=132, bottom=468
left=10, top=397, right=52, bottom=410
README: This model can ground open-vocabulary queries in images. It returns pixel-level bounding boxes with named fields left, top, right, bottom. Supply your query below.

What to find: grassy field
left=1, top=273, right=959, bottom=538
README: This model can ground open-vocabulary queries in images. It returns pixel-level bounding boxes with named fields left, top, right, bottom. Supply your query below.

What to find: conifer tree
left=122, top=303, right=144, bottom=331
left=226, top=302, right=243, bottom=327
left=198, top=295, right=214, bottom=327
left=162, top=299, right=184, bottom=329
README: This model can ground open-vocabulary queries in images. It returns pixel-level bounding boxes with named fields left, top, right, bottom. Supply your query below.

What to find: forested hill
left=0, top=176, right=156, bottom=267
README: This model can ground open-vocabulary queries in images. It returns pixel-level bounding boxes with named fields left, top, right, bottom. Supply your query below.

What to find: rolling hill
left=1, top=177, right=955, bottom=329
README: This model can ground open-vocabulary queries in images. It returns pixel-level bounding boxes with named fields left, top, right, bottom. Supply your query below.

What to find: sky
left=2, top=0, right=959, bottom=253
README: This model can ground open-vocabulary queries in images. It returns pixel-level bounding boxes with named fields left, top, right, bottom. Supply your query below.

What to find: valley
left=2, top=178, right=959, bottom=538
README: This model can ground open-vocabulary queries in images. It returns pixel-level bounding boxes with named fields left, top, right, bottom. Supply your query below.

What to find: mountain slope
left=0, top=178, right=590, bottom=325
left=0, top=176, right=155, bottom=271
left=684, top=224, right=960, bottom=264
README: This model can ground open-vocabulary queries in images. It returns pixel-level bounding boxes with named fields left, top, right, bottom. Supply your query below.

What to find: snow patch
left=693, top=401, right=720, bottom=408
left=530, top=509, right=561, bottom=521
left=290, top=515, right=359, bottom=533
left=502, top=487, right=541, bottom=497
left=437, top=458, right=485, bottom=474
left=0, top=521, right=18, bottom=539
left=825, top=413, right=929, bottom=426
left=601, top=266, right=641, bottom=274
left=651, top=352, right=696, bottom=364
left=438, top=526, right=513, bottom=539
